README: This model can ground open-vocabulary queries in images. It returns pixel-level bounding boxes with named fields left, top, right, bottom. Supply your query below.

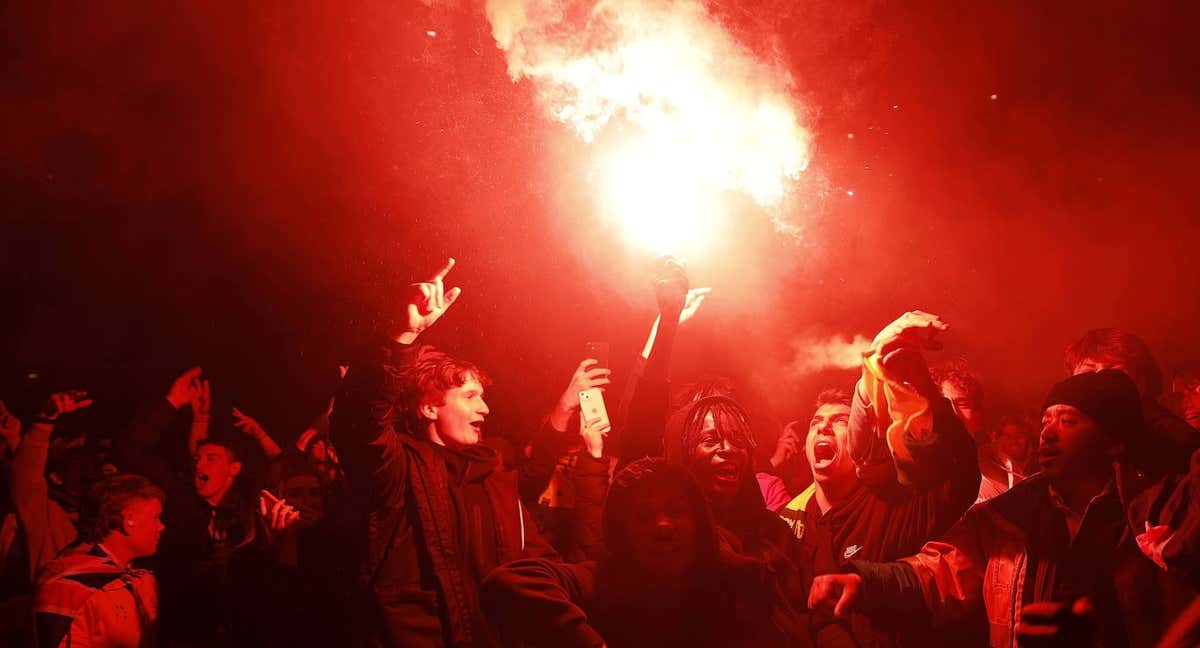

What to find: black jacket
left=332, top=343, right=557, bottom=648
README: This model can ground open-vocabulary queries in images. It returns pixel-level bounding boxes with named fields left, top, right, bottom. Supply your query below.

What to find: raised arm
left=849, top=311, right=977, bottom=498
left=521, top=360, right=613, bottom=503
left=332, top=258, right=460, bottom=485
left=613, top=259, right=708, bottom=465
left=232, top=407, right=282, bottom=460
left=11, top=391, right=92, bottom=582
left=117, top=367, right=203, bottom=486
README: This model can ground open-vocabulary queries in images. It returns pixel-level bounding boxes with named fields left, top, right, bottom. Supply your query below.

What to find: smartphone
left=579, top=388, right=610, bottom=429
left=584, top=341, right=610, bottom=370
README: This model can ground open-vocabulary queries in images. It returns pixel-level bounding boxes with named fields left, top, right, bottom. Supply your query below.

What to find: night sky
left=3, top=1, right=1198, bottom=448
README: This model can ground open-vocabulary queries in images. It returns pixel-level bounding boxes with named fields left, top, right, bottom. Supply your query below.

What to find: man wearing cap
left=808, top=370, right=1194, bottom=647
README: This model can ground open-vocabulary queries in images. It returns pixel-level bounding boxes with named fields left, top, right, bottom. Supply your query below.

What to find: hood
left=600, top=457, right=719, bottom=575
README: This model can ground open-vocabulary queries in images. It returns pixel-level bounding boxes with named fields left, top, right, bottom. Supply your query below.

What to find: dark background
left=3, top=1, right=1198, bottom=448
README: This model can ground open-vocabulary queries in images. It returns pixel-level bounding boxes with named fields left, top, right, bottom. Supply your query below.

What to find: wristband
left=32, top=415, right=57, bottom=425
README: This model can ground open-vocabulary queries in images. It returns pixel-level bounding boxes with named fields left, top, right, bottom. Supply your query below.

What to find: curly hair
left=77, top=474, right=165, bottom=544
left=400, top=345, right=490, bottom=429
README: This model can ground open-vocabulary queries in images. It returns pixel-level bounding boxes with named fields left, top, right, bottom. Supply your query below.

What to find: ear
left=230, top=460, right=243, bottom=478
left=419, top=402, right=439, bottom=421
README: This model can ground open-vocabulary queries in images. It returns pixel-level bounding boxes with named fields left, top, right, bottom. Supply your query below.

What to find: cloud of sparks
left=485, top=0, right=814, bottom=255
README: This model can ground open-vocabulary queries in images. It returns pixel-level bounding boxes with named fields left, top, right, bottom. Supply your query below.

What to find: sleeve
left=519, top=415, right=578, bottom=506
left=331, top=343, right=425, bottom=499
left=571, top=454, right=610, bottom=561
left=612, top=355, right=670, bottom=469
left=480, top=558, right=605, bottom=648
left=11, top=423, right=76, bottom=582
left=755, top=473, right=792, bottom=513
left=851, top=506, right=988, bottom=629
left=852, top=354, right=980, bottom=499
left=1130, top=448, right=1200, bottom=588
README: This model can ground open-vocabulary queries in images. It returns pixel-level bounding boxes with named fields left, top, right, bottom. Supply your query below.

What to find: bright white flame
left=486, top=0, right=812, bottom=254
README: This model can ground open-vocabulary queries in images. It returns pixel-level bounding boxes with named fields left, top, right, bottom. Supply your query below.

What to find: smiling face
left=805, top=402, right=856, bottom=488
left=422, top=375, right=489, bottom=450
left=688, top=412, right=750, bottom=500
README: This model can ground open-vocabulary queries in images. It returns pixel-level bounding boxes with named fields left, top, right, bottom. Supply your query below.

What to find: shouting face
left=805, top=402, right=856, bottom=487
left=193, top=442, right=241, bottom=505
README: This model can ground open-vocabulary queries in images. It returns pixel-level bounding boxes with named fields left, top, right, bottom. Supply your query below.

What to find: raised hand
left=654, top=256, right=689, bottom=319
left=259, top=490, right=301, bottom=533
left=40, top=390, right=94, bottom=421
left=166, top=367, right=204, bottom=409
left=870, top=310, right=948, bottom=389
left=397, top=258, right=462, bottom=344
left=191, top=378, right=212, bottom=418
left=808, top=573, right=863, bottom=619
left=770, top=421, right=803, bottom=469
left=232, top=407, right=266, bottom=438
left=678, top=287, right=711, bottom=325
left=549, top=359, right=612, bottom=432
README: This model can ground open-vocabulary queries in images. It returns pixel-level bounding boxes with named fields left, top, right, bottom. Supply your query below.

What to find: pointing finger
left=431, top=257, right=456, bottom=282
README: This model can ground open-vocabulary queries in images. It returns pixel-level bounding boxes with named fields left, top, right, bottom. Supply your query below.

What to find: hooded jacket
left=481, top=458, right=797, bottom=648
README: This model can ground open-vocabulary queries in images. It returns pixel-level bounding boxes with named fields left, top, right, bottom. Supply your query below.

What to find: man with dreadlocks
left=613, top=258, right=857, bottom=645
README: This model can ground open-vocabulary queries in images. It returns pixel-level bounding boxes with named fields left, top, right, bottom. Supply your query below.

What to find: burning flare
left=486, top=0, right=813, bottom=254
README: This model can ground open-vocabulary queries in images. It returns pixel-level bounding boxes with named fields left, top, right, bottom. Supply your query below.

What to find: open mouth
left=712, top=463, right=741, bottom=482
left=194, top=472, right=210, bottom=488
left=469, top=421, right=484, bottom=432
left=813, top=439, right=837, bottom=463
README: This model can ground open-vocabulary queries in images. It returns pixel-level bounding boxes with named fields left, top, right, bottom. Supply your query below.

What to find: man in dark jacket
left=810, top=370, right=1196, bottom=648
left=779, top=310, right=981, bottom=566
left=331, top=258, right=556, bottom=648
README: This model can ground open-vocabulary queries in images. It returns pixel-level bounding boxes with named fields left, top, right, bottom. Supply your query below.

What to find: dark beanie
left=1042, top=369, right=1144, bottom=440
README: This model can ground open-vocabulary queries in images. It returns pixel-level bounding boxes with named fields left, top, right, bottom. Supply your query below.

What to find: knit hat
left=1042, top=369, right=1144, bottom=440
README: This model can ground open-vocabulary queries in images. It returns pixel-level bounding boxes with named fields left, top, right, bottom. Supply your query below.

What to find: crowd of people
left=2, top=256, right=1199, bottom=647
